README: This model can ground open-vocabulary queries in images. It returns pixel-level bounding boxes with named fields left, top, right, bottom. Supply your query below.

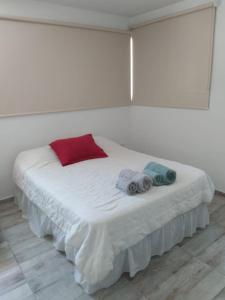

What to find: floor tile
left=0, top=252, right=18, bottom=275
left=0, top=283, right=33, bottom=300
left=180, top=223, right=225, bottom=257
left=0, top=259, right=26, bottom=296
left=184, top=270, right=225, bottom=300
left=0, top=232, right=5, bottom=243
left=130, top=251, right=187, bottom=295
left=76, top=294, right=95, bottom=300
left=77, top=281, right=142, bottom=300
left=0, top=241, right=14, bottom=261
left=0, top=212, right=24, bottom=230
left=144, top=258, right=211, bottom=300
left=35, top=273, right=83, bottom=300
left=101, top=282, right=142, bottom=300
left=10, top=235, right=53, bottom=263
left=211, top=205, right=225, bottom=227
left=208, top=194, right=225, bottom=214
left=164, top=245, right=192, bottom=267
left=21, top=249, right=74, bottom=292
left=198, top=235, right=225, bottom=270
left=214, top=287, right=225, bottom=300
left=0, top=241, right=18, bottom=289
left=2, top=222, right=35, bottom=246
left=94, top=275, right=130, bottom=300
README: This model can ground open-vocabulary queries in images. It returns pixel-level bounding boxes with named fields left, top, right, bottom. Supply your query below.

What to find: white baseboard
left=0, top=195, right=14, bottom=202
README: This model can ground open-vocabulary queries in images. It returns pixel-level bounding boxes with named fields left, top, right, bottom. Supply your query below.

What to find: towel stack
left=144, top=162, right=176, bottom=186
left=116, top=162, right=177, bottom=195
left=116, top=169, right=152, bottom=195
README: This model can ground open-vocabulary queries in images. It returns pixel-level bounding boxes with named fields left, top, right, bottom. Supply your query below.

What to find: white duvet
left=13, top=137, right=214, bottom=286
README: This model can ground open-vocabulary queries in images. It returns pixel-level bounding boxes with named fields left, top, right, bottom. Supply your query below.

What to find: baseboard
left=0, top=195, right=14, bottom=202
left=216, top=190, right=225, bottom=197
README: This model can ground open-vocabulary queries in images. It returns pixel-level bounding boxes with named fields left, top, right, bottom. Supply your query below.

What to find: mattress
left=13, top=136, right=215, bottom=290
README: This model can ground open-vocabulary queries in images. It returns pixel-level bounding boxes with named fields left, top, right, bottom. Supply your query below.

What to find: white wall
left=0, top=107, right=130, bottom=200
left=0, top=0, right=217, bottom=31
left=0, top=0, right=129, bottom=30
left=130, top=0, right=225, bottom=192
left=129, top=0, right=219, bottom=27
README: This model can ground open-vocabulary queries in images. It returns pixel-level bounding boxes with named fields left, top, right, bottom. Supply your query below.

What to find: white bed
left=13, top=137, right=215, bottom=293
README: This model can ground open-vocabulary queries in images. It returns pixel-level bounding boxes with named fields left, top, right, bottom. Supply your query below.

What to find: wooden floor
left=1, top=195, right=225, bottom=300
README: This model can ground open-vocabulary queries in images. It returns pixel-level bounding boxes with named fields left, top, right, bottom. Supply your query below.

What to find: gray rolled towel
left=116, top=169, right=152, bottom=195
left=132, top=172, right=152, bottom=193
left=116, top=176, right=138, bottom=195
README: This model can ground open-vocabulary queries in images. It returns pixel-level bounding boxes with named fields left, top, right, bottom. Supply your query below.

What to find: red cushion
left=50, top=134, right=108, bottom=166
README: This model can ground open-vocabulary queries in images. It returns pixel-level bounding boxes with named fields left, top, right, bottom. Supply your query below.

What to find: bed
left=13, top=136, right=215, bottom=293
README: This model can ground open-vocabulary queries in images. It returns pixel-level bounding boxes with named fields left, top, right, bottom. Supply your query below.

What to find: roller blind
left=0, top=20, right=130, bottom=117
left=132, top=6, right=215, bottom=109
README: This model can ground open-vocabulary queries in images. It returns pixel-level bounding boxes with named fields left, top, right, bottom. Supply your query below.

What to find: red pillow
left=50, top=134, right=108, bottom=166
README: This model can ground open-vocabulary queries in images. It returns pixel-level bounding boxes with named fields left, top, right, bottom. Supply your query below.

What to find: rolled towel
left=116, top=176, right=138, bottom=195
left=116, top=169, right=152, bottom=194
left=143, top=169, right=164, bottom=186
left=119, top=169, right=137, bottom=180
left=144, top=162, right=176, bottom=185
left=132, top=172, right=152, bottom=193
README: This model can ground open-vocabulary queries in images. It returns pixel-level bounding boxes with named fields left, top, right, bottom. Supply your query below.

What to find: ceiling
left=37, top=0, right=184, bottom=17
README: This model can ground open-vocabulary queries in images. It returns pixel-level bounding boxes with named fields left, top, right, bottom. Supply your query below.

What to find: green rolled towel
left=144, top=162, right=176, bottom=185
left=143, top=169, right=164, bottom=186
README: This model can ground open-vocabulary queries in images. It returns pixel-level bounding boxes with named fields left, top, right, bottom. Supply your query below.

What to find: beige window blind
left=132, top=6, right=215, bottom=109
left=0, top=20, right=130, bottom=117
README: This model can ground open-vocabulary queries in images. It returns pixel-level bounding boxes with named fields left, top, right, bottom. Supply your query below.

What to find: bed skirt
left=15, top=186, right=209, bottom=294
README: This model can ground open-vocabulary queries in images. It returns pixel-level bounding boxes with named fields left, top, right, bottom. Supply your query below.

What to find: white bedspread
left=13, top=137, right=215, bottom=286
